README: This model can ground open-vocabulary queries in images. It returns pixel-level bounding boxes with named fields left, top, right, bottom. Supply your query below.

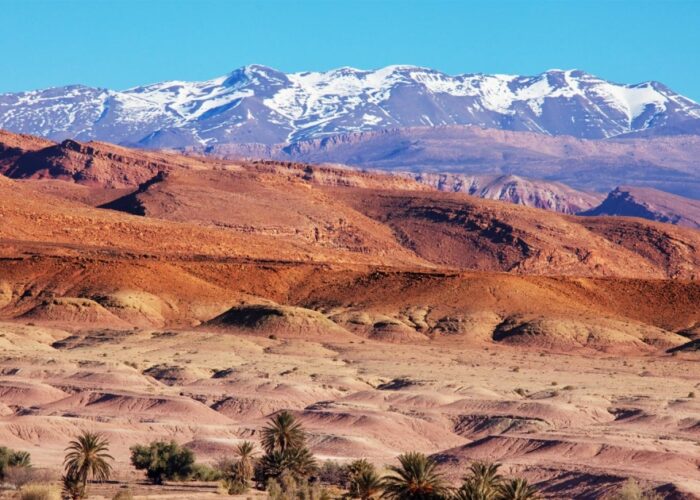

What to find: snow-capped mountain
left=1, top=65, right=699, bottom=147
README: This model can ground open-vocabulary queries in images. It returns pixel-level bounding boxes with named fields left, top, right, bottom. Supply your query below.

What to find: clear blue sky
left=2, top=0, right=699, bottom=100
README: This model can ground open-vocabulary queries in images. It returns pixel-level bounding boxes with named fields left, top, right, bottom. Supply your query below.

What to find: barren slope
left=329, top=188, right=700, bottom=279
left=0, top=131, right=699, bottom=498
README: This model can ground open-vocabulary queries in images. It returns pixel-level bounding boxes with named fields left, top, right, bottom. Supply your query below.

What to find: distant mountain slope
left=0, top=129, right=53, bottom=172
left=0, top=130, right=600, bottom=214
left=408, top=173, right=603, bottom=214
left=581, top=186, right=700, bottom=229
left=209, top=126, right=700, bottom=199
left=1, top=65, right=699, bottom=148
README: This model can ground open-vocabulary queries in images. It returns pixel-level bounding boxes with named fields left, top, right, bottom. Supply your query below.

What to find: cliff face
left=582, top=186, right=700, bottom=229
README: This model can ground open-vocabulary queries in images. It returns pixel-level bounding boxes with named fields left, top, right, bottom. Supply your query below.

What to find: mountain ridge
left=2, top=65, right=699, bottom=148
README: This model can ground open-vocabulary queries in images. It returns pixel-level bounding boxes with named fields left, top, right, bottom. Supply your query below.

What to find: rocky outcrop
left=581, top=186, right=700, bottom=229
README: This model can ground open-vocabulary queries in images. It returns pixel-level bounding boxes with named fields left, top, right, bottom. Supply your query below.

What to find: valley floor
left=0, top=322, right=698, bottom=498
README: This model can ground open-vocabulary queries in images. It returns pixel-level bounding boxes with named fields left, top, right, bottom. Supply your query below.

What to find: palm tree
left=351, top=468, right=384, bottom=499
left=468, top=462, right=502, bottom=488
left=258, top=447, right=318, bottom=480
left=496, top=479, right=540, bottom=500
left=261, top=410, right=306, bottom=454
left=8, top=450, right=31, bottom=468
left=454, top=462, right=503, bottom=500
left=382, top=452, right=447, bottom=499
left=234, top=440, right=258, bottom=483
left=454, top=480, right=497, bottom=500
left=63, top=431, right=113, bottom=495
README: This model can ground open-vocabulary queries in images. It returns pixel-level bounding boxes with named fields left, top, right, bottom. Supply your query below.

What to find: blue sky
left=2, top=0, right=699, bottom=100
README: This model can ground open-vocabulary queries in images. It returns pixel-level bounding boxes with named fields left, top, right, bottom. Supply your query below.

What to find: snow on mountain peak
left=0, top=65, right=698, bottom=147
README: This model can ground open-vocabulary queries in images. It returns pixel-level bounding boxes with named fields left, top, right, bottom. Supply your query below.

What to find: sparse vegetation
left=18, top=483, right=61, bottom=500
left=129, top=440, right=195, bottom=484
left=111, top=490, right=135, bottom=500
left=4, top=466, right=52, bottom=489
left=190, top=462, right=223, bottom=481
left=266, top=471, right=333, bottom=500
left=609, top=478, right=662, bottom=500
left=0, top=446, right=32, bottom=480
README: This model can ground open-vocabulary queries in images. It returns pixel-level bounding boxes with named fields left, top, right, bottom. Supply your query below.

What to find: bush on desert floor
left=4, top=466, right=53, bottom=488
left=608, top=479, right=663, bottom=500
left=111, top=489, right=135, bottom=500
left=190, top=462, right=223, bottom=481
left=18, top=483, right=61, bottom=500
left=266, top=472, right=334, bottom=500
left=0, top=446, right=32, bottom=480
left=130, top=440, right=195, bottom=484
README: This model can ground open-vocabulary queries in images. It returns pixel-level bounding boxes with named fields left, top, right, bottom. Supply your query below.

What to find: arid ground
left=0, top=132, right=698, bottom=498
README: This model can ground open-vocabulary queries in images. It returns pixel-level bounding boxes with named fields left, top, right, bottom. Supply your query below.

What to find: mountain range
left=2, top=65, right=700, bottom=150
left=3, top=129, right=700, bottom=229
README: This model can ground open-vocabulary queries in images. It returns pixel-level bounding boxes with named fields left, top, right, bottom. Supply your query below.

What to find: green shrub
left=130, top=440, right=195, bottom=484
left=19, top=483, right=61, bottom=500
left=223, top=477, right=249, bottom=495
left=190, top=462, right=223, bottom=481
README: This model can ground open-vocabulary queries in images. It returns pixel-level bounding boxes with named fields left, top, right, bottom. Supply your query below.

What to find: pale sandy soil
left=0, top=322, right=697, bottom=499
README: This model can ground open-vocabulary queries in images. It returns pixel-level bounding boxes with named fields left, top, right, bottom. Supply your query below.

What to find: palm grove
left=7, top=409, right=656, bottom=499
